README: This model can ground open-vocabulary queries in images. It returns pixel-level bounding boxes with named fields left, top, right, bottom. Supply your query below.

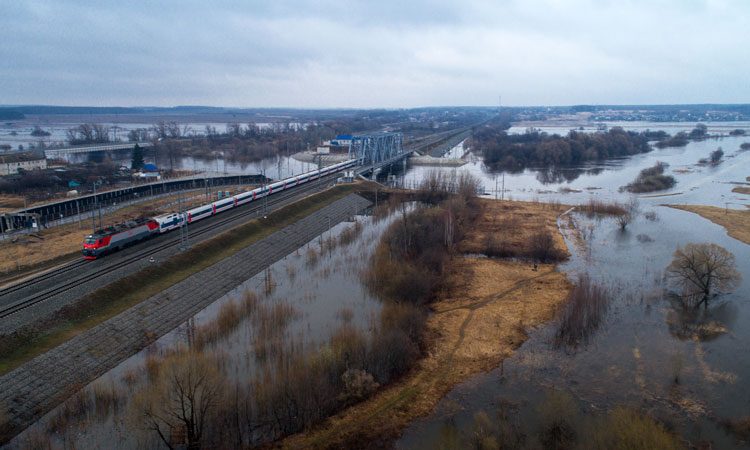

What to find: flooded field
left=7, top=206, right=403, bottom=449
left=395, top=128, right=750, bottom=448
left=5, top=121, right=750, bottom=448
left=0, top=121, right=298, bottom=151
left=400, top=124, right=750, bottom=208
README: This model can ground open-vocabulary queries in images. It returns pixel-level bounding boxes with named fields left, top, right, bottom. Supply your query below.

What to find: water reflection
left=534, top=166, right=605, bottom=185
left=666, top=297, right=738, bottom=342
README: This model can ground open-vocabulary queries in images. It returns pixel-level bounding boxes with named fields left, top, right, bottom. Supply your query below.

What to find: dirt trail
left=282, top=200, right=572, bottom=449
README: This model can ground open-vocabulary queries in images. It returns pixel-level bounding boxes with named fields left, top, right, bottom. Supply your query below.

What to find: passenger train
left=82, top=159, right=357, bottom=259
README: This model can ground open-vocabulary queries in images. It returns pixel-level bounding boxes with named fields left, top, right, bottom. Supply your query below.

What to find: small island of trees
left=474, top=120, right=653, bottom=170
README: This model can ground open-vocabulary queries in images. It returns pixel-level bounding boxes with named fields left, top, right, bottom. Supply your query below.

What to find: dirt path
left=280, top=199, right=573, bottom=449
left=282, top=259, right=570, bottom=449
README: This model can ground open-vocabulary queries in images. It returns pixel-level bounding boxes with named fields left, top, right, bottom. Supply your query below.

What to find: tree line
left=474, top=121, right=653, bottom=170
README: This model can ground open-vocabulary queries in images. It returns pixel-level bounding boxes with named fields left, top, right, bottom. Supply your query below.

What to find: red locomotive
left=82, top=218, right=159, bottom=260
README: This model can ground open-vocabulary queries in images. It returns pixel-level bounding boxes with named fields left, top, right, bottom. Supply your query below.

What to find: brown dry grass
left=460, top=198, right=570, bottom=260
left=0, top=195, right=25, bottom=212
left=0, top=188, right=217, bottom=279
left=668, top=204, right=750, bottom=245
left=281, top=200, right=572, bottom=449
left=732, top=186, right=750, bottom=195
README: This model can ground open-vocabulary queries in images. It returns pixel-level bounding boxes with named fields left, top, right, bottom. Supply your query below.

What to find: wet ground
left=400, top=123, right=750, bottom=209
left=6, top=121, right=750, bottom=448
left=396, top=126, right=750, bottom=448
left=7, top=205, right=404, bottom=449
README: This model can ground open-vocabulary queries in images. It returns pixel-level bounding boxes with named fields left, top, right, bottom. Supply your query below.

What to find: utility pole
left=178, top=189, right=189, bottom=251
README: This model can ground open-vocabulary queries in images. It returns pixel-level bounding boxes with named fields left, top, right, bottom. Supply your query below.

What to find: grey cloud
left=1, top=0, right=748, bottom=107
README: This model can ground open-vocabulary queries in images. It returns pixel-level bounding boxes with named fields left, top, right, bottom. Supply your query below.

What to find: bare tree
left=130, top=351, right=226, bottom=450
left=666, top=243, right=741, bottom=308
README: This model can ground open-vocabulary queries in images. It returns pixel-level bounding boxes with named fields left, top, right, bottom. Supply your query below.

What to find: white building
left=0, top=154, right=48, bottom=176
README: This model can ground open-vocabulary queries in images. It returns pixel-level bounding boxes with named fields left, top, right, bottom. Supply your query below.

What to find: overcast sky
left=1, top=0, right=748, bottom=108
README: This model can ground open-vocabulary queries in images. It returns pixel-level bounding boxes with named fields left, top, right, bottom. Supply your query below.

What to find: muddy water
left=8, top=207, right=403, bottom=449
left=396, top=140, right=750, bottom=447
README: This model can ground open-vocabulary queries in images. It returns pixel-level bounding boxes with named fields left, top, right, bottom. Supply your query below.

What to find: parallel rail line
left=0, top=174, right=341, bottom=320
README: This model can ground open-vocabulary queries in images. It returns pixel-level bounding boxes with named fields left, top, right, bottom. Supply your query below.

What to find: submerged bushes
left=622, top=162, right=676, bottom=193
left=367, top=184, right=482, bottom=304
left=440, top=390, right=682, bottom=449
left=554, top=275, right=610, bottom=349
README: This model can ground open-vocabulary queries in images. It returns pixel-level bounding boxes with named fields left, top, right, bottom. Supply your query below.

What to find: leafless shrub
left=643, top=210, right=658, bottom=221
left=285, top=263, right=297, bottom=281
left=305, top=246, right=319, bottom=267
left=483, top=234, right=519, bottom=258
left=554, top=275, right=610, bottom=348
left=144, top=355, right=161, bottom=383
left=579, top=199, right=627, bottom=217
left=530, top=229, right=565, bottom=263
left=366, top=198, right=480, bottom=304
left=417, top=170, right=482, bottom=204
left=194, top=295, right=259, bottom=350
left=615, top=212, right=632, bottom=230
left=338, top=369, right=379, bottom=404
left=337, top=307, right=354, bottom=324
left=636, top=234, right=654, bottom=243
left=47, top=388, right=92, bottom=434
left=121, top=368, right=139, bottom=389
left=622, top=162, right=676, bottom=193
left=537, top=389, right=579, bottom=449
left=338, top=221, right=364, bottom=247
left=92, top=381, right=125, bottom=418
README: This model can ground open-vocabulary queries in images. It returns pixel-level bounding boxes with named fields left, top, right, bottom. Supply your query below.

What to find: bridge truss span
left=348, top=132, right=403, bottom=166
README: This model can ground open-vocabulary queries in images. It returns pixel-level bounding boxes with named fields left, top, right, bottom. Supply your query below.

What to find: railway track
left=0, top=259, right=89, bottom=298
left=0, top=174, right=342, bottom=320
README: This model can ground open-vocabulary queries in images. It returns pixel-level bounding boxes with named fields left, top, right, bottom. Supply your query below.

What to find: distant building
left=0, top=152, right=47, bottom=176
left=331, top=134, right=353, bottom=146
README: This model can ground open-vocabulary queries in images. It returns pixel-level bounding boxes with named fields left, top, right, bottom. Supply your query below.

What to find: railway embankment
left=0, top=190, right=372, bottom=444
left=0, top=176, right=347, bottom=338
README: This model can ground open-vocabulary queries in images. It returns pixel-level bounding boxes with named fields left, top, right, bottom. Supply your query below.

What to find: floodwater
left=0, top=121, right=299, bottom=151
left=6, top=121, right=750, bottom=448
left=399, top=127, right=750, bottom=209
left=8, top=205, right=403, bottom=449
left=396, top=128, right=750, bottom=448
left=64, top=146, right=320, bottom=181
